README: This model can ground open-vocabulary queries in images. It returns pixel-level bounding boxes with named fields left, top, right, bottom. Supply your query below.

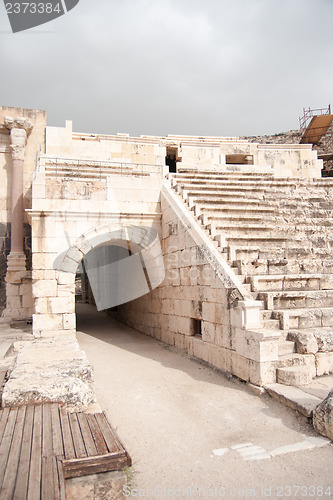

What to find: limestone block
left=322, top=309, right=333, bottom=328
left=6, top=284, right=20, bottom=296
left=60, top=256, right=79, bottom=274
left=316, top=353, right=333, bottom=376
left=313, top=391, right=333, bottom=441
left=66, top=245, right=84, bottom=263
left=184, top=336, right=194, bottom=356
left=7, top=296, right=22, bottom=309
left=215, top=324, right=232, bottom=349
left=298, top=310, right=322, bottom=329
left=32, top=252, right=58, bottom=270
left=235, top=329, right=279, bottom=363
left=192, top=337, right=209, bottom=363
left=202, top=302, right=215, bottom=322
left=314, top=330, right=333, bottom=352
left=22, top=294, right=34, bottom=309
left=63, top=313, right=76, bottom=330
left=57, top=271, right=76, bottom=285
left=66, top=471, right=127, bottom=500
left=19, top=283, right=32, bottom=296
left=74, top=236, right=93, bottom=255
left=33, top=280, right=58, bottom=298
left=215, top=302, right=228, bottom=325
left=34, top=298, right=49, bottom=314
left=249, top=359, right=277, bottom=386
left=2, top=337, right=94, bottom=411
left=174, top=333, right=187, bottom=351
left=202, top=322, right=215, bottom=344
left=207, top=344, right=228, bottom=372
left=49, top=297, right=75, bottom=315
left=57, top=284, right=75, bottom=297
left=161, top=330, right=175, bottom=346
left=33, top=313, right=63, bottom=332
left=32, top=270, right=57, bottom=280
left=288, top=331, right=318, bottom=355
left=230, top=351, right=250, bottom=382
left=177, top=317, right=193, bottom=336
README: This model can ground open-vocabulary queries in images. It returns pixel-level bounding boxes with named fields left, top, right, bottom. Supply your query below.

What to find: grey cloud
left=0, top=0, right=332, bottom=137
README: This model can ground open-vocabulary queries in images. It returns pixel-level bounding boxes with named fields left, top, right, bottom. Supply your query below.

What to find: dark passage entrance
left=166, top=147, right=179, bottom=173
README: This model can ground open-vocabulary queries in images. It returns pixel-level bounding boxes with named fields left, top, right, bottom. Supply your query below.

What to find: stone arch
left=33, top=222, right=164, bottom=338
left=58, top=222, right=164, bottom=310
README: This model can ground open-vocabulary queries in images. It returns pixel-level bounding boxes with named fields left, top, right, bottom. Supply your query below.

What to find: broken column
left=3, top=116, right=33, bottom=321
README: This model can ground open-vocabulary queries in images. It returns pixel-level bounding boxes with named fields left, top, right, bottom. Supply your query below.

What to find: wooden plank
left=56, top=458, right=67, bottom=500
left=94, top=412, right=123, bottom=453
left=41, top=455, right=55, bottom=500
left=27, top=404, right=42, bottom=500
left=42, top=404, right=53, bottom=458
left=85, top=414, right=108, bottom=455
left=0, top=407, right=18, bottom=489
left=62, top=450, right=128, bottom=479
left=13, top=405, right=35, bottom=500
left=301, top=114, right=333, bottom=144
left=59, top=406, right=75, bottom=460
left=0, top=407, right=10, bottom=446
left=51, top=404, right=64, bottom=458
left=1, top=405, right=26, bottom=499
left=68, top=412, right=87, bottom=458
left=77, top=412, right=98, bottom=457
left=97, top=412, right=132, bottom=467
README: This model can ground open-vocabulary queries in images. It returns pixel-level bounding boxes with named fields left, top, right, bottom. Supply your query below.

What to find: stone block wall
left=112, top=184, right=275, bottom=386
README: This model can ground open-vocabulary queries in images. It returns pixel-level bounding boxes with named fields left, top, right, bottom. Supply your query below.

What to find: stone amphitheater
left=0, top=105, right=332, bottom=442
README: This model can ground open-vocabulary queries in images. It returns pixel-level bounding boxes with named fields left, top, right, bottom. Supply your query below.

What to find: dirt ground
left=76, top=303, right=333, bottom=499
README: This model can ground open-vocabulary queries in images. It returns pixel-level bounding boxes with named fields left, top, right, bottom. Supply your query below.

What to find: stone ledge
left=2, top=336, right=94, bottom=411
left=265, top=383, right=322, bottom=418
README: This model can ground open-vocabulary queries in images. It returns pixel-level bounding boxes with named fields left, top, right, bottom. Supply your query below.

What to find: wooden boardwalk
left=0, top=403, right=132, bottom=500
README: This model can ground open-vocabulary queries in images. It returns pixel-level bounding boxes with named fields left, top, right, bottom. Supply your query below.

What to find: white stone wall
left=113, top=183, right=277, bottom=386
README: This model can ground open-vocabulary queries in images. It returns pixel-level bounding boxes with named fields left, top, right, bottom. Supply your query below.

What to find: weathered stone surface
left=313, top=329, right=333, bottom=352
left=2, top=337, right=94, bottom=411
left=316, top=352, right=333, bottom=376
left=313, top=391, right=333, bottom=441
left=288, top=331, right=318, bottom=355
left=265, top=383, right=322, bottom=418
left=65, top=471, right=127, bottom=500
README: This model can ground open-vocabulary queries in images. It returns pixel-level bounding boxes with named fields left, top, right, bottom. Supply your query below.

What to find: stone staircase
left=171, top=169, right=333, bottom=387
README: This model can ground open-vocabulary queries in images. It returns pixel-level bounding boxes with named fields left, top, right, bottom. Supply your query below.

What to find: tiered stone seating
left=171, top=169, right=333, bottom=387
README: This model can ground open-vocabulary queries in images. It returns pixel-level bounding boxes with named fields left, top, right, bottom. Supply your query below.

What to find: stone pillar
left=3, top=116, right=33, bottom=321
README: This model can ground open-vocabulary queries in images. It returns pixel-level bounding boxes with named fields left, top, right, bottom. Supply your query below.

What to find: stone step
left=272, top=307, right=333, bottom=330
left=249, top=274, right=333, bottom=292
left=277, top=364, right=316, bottom=386
left=188, top=197, right=270, bottom=210
left=278, top=353, right=311, bottom=369
left=285, top=326, right=333, bottom=353
left=278, top=341, right=296, bottom=357
left=199, top=213, right=280, bottom=225
left=210, top=224, right=274, bottom=238
left=235, top=258, right=333, bottom=277
left=261, top=318, right=281, bottom=331
left=264, top=383, right=322, bottom=418
left=174, top=171, right=274, bottom=180
left=257, top=290, right=333, bottom=310
left=220, top=236, right=290, bottom=252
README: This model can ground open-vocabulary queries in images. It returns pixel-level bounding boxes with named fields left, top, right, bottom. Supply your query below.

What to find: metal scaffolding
left=299, top=105, right=333, bottom=175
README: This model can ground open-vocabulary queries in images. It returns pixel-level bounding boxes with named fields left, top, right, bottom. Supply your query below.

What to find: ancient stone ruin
left=0, top=105, right=332, bottom=440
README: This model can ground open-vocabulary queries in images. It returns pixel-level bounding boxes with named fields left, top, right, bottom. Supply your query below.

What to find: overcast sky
left=0, top=0, right=332, bottom=137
